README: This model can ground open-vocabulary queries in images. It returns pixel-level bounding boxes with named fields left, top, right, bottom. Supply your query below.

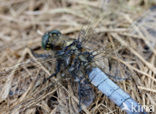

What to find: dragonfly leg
left=43, top=59, right=62, bottom=84
left=108, top=74, right=131, bottom=82
left=78, top=80, right=82, bottom=112
left=43, top=73, right=57, bottom=84
left=30, top=49, right=52, bottom=59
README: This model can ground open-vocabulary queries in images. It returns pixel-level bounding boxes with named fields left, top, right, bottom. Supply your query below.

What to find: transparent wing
left=79, top=81, right=94, bottom=107
left=77, top=7, right=156, bottom=107
left=79, top=27, right=125, bottom=79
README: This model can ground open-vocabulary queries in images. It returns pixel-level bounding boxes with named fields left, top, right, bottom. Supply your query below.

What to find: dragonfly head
left=42, top=30, right=62, bottom=50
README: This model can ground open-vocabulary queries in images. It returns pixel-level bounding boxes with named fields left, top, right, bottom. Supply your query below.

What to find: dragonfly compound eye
left=42, top=30, right=61, bottom=50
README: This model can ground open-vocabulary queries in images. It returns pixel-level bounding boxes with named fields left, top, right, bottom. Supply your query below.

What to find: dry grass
left=0, top=0, right=156, bottom=114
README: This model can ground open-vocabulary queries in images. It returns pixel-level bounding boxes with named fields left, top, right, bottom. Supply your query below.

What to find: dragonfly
left=31, top=28, right=147, bottom=114
left=0, top=6, right=155, bottom=114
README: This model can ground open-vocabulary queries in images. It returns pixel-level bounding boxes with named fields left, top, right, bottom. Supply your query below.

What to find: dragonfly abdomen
left=89, top=68, right=147, bottom=114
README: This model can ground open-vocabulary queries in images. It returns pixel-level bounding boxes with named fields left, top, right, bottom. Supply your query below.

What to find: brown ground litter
left=0, top=0, right=156, bottom=114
